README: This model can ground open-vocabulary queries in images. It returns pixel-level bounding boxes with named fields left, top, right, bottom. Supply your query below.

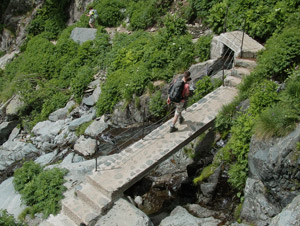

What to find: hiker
left=167, top=71, right=191, bottom=133
left=86, top=6, right=98, bottom=28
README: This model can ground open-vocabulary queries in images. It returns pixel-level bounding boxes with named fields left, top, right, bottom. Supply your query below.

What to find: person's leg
left=170, top=102, right=183, bottom=132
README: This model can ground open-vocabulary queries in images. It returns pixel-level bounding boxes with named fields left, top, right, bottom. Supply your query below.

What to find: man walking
left=167, top=71, right=191, bottom=133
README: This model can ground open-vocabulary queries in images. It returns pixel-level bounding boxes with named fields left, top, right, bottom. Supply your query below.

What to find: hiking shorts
left=89, top=17, right=95, bottom=24
left=175, top=102, right=185, bottom=116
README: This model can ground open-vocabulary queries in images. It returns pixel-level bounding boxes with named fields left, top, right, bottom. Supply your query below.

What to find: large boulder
left=270, top=194, right=300, bottom=226
left=95, top=198, right=153, bottom=226
left=242, top=124, right=300, bottom=224
left=74, top=136, right=97, bottom=156
left=5, top=95, right=24, bottom=120
left=159, top=206, right=221, bottom=226
left=70, top=27, right=97, bottom=45
left=84, top=116, right=108, bottom=137
left=0, top=177, right=25, bottom=218
left=48, top=100, right=76, bottom=122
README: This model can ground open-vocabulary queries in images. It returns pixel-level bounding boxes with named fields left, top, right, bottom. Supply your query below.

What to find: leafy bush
left=95, top=0, right=125, bottom=27
left=26, top=0, right=70, bottom=38
left=13, top=161, right=42, bottom=193
left=0, top=209, right=24, bottom=226
left=194, top=35, right=213, bottom=62
left=70, top=66, right=94, bottom=99
left=13, top=161, right=67, bottom=218
left=149, top=90, right=166, bottom=118
left=187, top=76, right=215, bottom=106
left=128, top=0, right=158, bottom=30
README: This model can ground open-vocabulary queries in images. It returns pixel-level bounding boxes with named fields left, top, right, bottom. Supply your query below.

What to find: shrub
left=95, top=0, right=125, bottom=27
left=21, top=168, right=67, bottom=218
left=0, top=209, right=24, bottom=226
left=128, top=0, right=158, bottom=30
left=70, top=66, right=94, bottom=99
left=254, top=104, right=298, bottom=139
left=14, top=161, right=67, bottom=218
left=149, top=90, right=167, bottom=118
left=194, top=35, right=213, bottom=62
left=13, top=161, right=42, bottom=193
left=187, top=76, right=215, bottom=106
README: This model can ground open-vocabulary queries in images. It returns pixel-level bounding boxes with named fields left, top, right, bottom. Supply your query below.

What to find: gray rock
left=5, top=95, right=24, bottom=120
left=159, top=206, right=221, bottom=226
left=241, top=178, right=281, bottom=225
left=0, top=51, right=19, bottom=69
left=200, top=164, right=222, bottom=198
left=85, top=116, right=108, bottom=137
left=82, top=82, right=101, bottom=106
left=270, top=194, right=300, bottom=226
left=68, top=110, right=96, bottom=131
left=70, top=27, right=97, bottom=45
left=0, top=177, right=25, bottom=218
left=0, top=120, right=18, bottom=144
left=74, top=136, right=97, bottom=156
left=48, top=100, right=76, bottom=122
left=34, top=151, right=58, bottom=166
left=95, top=198, right=153, bottom=226
left=8, top=127, right=20, bottom=141
left=185, top=204, right=222, bottom=218
left=32, top=120, right=66, bottom=142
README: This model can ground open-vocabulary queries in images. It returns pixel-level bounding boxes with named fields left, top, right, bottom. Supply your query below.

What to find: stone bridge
left=40, top=31, right=264, bottom=226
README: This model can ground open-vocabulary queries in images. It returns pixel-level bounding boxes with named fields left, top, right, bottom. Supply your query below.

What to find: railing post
left=142, top=108, right=145, bottom=139
left=240, top=17, right=246, bottom=58
left=95, top=156, right=98, bottom=172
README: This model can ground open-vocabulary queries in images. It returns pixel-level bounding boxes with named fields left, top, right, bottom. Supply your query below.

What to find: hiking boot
left=179, top=116, right=184, bottom=124
left=170, top=126, right=178, bottom=133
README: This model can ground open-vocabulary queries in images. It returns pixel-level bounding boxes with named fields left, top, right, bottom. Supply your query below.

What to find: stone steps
left=62, top=195, right=100, bottom=225
left=224, top=75, right=242, bottom=87
left=76, top=182, right=112, bottom=213
left=234, top=58, right=257, bottom=70
left=39, top=214, right=77, bottom=226
left=231, top=67, right=251, bottom=78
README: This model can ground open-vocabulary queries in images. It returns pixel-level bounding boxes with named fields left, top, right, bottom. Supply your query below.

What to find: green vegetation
left=13, top=161, right=67, bottom=218
left=0, top=210, right=25, bottom=226
left=149, top=90, right=166, bottom=118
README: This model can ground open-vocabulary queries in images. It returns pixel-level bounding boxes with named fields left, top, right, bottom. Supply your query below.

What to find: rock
left=241, top=178, right=281, bottom=225
left=5, top=95, right=24, bottom=120
left=95, top=198, right=153, bottom=226
left=0, top=177, right=25, bottom=218
left=48, top=100, right=76, bottom=122
left=270, top=194, right=300, bottom=226
left=68, top=109, right=96, bottom=131
left=34, top=151, right=58, bottom=166
left=32, top=120, right=66, bottom=143
left=8, top=127, right=20, bottom=141
left=185, top=204, right=222, bottom=218
left=0, top=51, right=19, bottom=69
left=159, top=206, right=221, bottom=226
left=200, top=164, right=222, bottom=198
left=0, top=120, right=18, bottom=145
left=85, top=116, right=108, bottom=137
left=70, top=27, right=97, bottom=45
left=74, top=136, right=97, bottom=156
left=82, top=79, right=101, bottom=106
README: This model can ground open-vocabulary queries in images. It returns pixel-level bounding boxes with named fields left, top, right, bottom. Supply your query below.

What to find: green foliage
left=70, top=66, right=94, bottom=100
left=95, top=0, right=125, bottom=27
left=149, top=90, right=166, bottom=118
left=13, top=161, right=43, bottom=193
left=187, top=76, right=215, bottom=106
left=255, top=26, right=300, bottom=82
left=194, top=35, right=213, bottom=62
left=193, top=164, right=217, bottom=184
left=27, top=0, right=70, bottom=38
left=127, top=0, right=158, bottom=30
left=204, top=0, right=300, bottom=41
left=189, top=0, right=221, bottom=20
left=13, top=161, right=67, bottom=218
left=254, top=104, right=298, bottom=139
left=76, top=121, right=93, bottom=136
left=0, top=209, right=25, bottom=226
left=160, top=13, right=187, bottom=38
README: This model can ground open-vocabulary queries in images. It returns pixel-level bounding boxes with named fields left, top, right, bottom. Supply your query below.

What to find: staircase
left=224, top=58, right=257, bottom=87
